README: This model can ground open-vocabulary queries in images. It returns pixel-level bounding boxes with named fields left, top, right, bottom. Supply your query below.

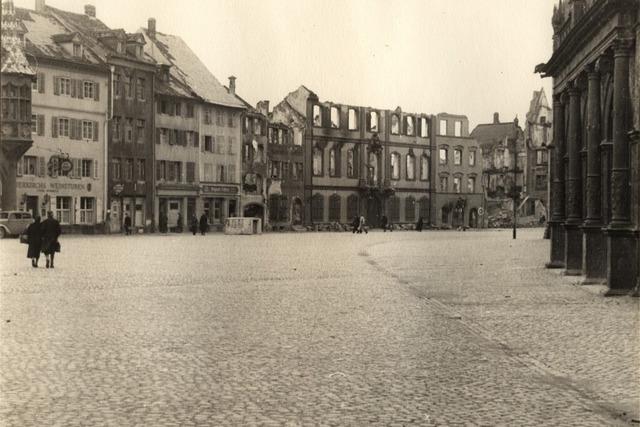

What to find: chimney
left=257, top=100, right=270, bottom=116
left=148, top=18, right=156, bottom=39
left=228, top=76, right=236, bottom=95
left=84, top=4, right=95, bottom=17
left=35, top=0, right=45, bottom=12
left=493, top=112, right=500, bottom=124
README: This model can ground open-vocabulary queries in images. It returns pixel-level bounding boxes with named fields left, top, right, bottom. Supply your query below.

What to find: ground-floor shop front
left=16, top=179, right=105, bottom=233
left=433, top=193, right=484, bottom=229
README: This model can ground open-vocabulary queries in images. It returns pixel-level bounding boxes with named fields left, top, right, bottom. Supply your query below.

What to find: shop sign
left=200, top=184, right=237, bottom=195
left=113, top=184, right=124, bottom=195
left=16, top=181, right=90, bottom=193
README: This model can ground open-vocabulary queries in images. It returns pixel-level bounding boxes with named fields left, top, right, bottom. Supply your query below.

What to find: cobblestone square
left=1, top=229, right=638, bottom=426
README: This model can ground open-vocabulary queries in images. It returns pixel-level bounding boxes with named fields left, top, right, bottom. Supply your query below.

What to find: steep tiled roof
left=1, top=1, right=34, bottom=75
left=139, top=29, right=245, bottom=109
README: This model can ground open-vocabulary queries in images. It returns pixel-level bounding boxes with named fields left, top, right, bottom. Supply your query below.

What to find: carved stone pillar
left=581, top=62, right=606, bottom=283
left=564, top=81, right=583, bottom=275
left=605, top=39, right=637, bottom=295
left=545, top=94, right=566, bottom=268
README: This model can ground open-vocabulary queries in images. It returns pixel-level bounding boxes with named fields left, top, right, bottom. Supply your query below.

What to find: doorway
left=366, top=197, right=381, bottom=228
left=26, top=196, right=38, bottom=217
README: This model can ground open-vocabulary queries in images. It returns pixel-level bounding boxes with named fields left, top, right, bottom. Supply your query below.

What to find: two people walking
left=189, top=214, right=208, bottom=235
left=25, top=211, right=61, bottom=269
left=352, top=215, right=368, bottom=234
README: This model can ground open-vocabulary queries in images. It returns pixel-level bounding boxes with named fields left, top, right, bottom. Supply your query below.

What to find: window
left=454, top=121, right=462, bottom=137
left=56, top=197, right=72, bottom=224
left=329, top=148, right=337, bottom=177
left=536, top=150, right=548, bottom=165
left=125, top=159, right=134, bottom=181
left=313, top=147, right=323, bottom=176
left=83, top=81, right=94, bottom=99
left=347, top=194, right=359, bottom=220
left=136, top=119, right=145, bottom=143
left=330, top=106, right=340, bottom=128
left=278, top=129, right=284, bottom=145
left=453, top=176, right=461, bottom=193
left=23, top=156, right=37, bottom=176
left=58, top=118, right=70, bottom=137
left=185, top=131, right=194, bottom=147
left=270, top=161, right=281, bottom=179
left=454, top=149, right=462, bottom=165
left=136, top=78, right=145, bottom=101
left=125, top=118, right=133, bottom=143
left=391, top=115, right=400, bottom=134
left=124, top=75, right=132, bottom=98
left=391, top=153, right=400, bottom=180
left=253, top=118, right=262, bottom=135
left=186, top=162, right=195, bottom=183
left=204, top=135, right=213, bottom=152
left=175, top=102, right=182, bottom=116
left=439, top=176, right=448, bottom=192
left=113, top=117, right=121, bottom=140
left=368, top=152, right=378, bottom=185
left=469, top=150, right=476, bottom=166
left=348, top=109, right=358, bottom=130
left=420, top=117, right=429, bottom=137
left=405, top=116, right=415, bottom=136
left=111, top=158, right=121, bottom=180
left=313, top=105, right=322, bottom=127
left=439, top=148, right=448, bottom=165
left=294, top=162, right=303, bottom=181
left=439, top=119, right=447, bottom=135
left=186, top=103, right=194, bottom=118
left=136, top=159, right=146, bottom=181
left=329, top=194, right=341, bottom=221
left=405, top=197, right=416, bottom=222
left=79, top=197, right=94, bottom=224
left=312, top=194, right=324, bottom=222
left=31, top=114, right=37, bottom=134
left=406, top=153, right=415, bottom=180
left=282, top=161, right=290, bottom=179
left=228, top=136, right=234, bottom=154
left=467, top=177, right=476, bottom=193
left=82, top=120, right=93, bottom=140
left=369, top=111, right=379, bottom=132
left=204, top=109, right=212, bottom=124
left=227, top=112, right=234, bottom=127
left=81, top=159, right=92, bottom=177
left=58, top=78, right=71, bottom=96
left=73, top=43, right=81, bottom=57
left=114, top=73, right=121, bottom=98
left=347, top=148, right=357, bottom=178
left=420, top=154, right=429, bottom=181
left=389, top=196, right=400, bottom=222
left=217, top=110, right=224, bottom=126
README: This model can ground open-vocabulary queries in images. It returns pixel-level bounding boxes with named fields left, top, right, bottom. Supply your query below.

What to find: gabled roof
left=1, top=2, right=34, bottom=75
left=139, top=28, right=245, bottom=109
left=525, top=87, right=550, bottom=124
left=281, top=85, right=317, bottom=118
left=470, top=121, right=523, bottom=151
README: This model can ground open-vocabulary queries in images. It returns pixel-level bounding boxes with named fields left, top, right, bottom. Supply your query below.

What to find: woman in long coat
left=199, top=213, right=208, bottom=235
left=25, top=216, right=43, bottom=267
left=41, top=211, right=61, bottom=269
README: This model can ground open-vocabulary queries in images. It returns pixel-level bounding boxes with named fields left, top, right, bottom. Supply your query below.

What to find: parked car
left=0, top=211, right=33, bottom=238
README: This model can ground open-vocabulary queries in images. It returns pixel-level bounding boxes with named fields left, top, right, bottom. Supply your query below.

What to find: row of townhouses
left=1, top=0, right=550, bottom=233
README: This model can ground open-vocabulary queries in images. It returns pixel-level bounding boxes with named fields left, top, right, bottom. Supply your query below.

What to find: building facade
left=536, top=0, right=639, bottom=294
left=1, top=0, right=35, bottom=214
left=524, top=88, right=553, bottom=221
left=433, top=113, right=484, bottom=229
left=239, top=102, right=269, bottom=226
left=11, top=3, right=109, bottom=232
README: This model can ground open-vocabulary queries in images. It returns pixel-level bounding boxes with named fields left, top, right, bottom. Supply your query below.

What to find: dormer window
left=73, top=43, right=82, bottom=57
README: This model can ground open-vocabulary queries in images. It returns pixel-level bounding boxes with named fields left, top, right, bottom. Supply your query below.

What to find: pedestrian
left=190, top=214, right=199, bottom=235
left=25, top=215, right=43, bottom=267
left=40, top=211, right=61, bottom=269
left=359, top=215, right=368, bottom=234
left=177, top=212, right=183, bottom=233
left=160, top=213, right=168, bottom=233
left=351, top=216, right=359, bottom=234
left=416, top=217, right=424, bottom=232
left=381, top=215, right=389, bottom=232
left=123, top=213, right=132, bottom=235
left=199, top=213, right=208, bottom=235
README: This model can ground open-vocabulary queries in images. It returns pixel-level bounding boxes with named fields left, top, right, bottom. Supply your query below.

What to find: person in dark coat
left=351, top=216, right=359, bottom=234
left=26, top=216, right=43, bottom=267
left=123, top=213, right=132, bottom=235
left=199, top=213, right=208, bottom=235
left=190, top=214, right=199, bottom=235
left=416, top=217, right=424, bottom=232
left=177, top=212, right=183, bottom=233
left=40, top=211, right=61, bottom=269
left=381, top=215, right=389, bottom=232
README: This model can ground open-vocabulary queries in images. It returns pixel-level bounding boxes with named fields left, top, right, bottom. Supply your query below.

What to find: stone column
left=581, top=62, right=606, bottom=283
left=563, top=81, right=583, bottom=275
left=545, top=94, right=566, bottom=268
left=606, top=39, right=637, bottom=294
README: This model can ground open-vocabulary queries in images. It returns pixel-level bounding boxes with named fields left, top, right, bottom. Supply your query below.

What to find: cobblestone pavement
left=0, top=229, right=637, bottom=426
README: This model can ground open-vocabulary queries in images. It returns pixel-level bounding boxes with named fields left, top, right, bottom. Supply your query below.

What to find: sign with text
left=200, top=184, right=238, bottom=195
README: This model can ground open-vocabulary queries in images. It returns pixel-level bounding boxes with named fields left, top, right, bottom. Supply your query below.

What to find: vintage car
left=0, top=211, right=34, bottom=238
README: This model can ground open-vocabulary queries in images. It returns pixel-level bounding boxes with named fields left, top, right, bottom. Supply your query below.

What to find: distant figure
left=351, top=216, right=359, bottom=234
left=160, top=213, right=168, bottom=233
left=199, top=213, right=208, bottom=235
left=358, top=215, right=368, bottom=234
left=381, top=215, right=389, bottom=232
left=190, top=214, right=199, bottom=235
left=416, top=217, right=424, bottom=232
left=177, top=212, right=183, bottom=233
left=123, top=213, right=132, bottom=235
left=40, top=211, right=61, bottom=269
left=26, top=216, right=42, bottom=267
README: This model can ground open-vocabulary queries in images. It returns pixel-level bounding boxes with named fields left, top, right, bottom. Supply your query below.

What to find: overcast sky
left=15, top=0, right=557, bottom=129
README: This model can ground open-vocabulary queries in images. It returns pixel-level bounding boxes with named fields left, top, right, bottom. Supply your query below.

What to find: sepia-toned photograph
left=1, top=0, right=639, bottom=425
